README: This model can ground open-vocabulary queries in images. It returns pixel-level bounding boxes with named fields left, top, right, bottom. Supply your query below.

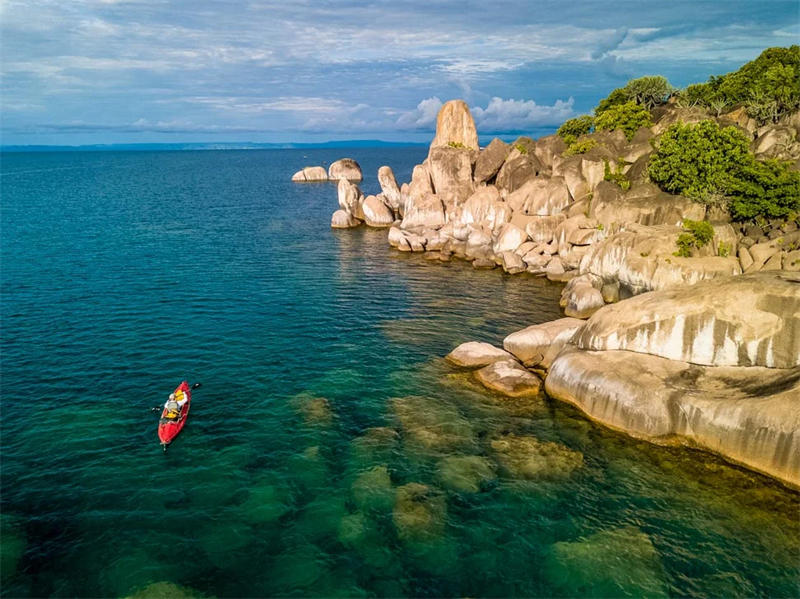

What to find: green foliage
left=648, top=120, right=751, bottom=200
left=595, top=88, right=628, bottom=116
left=603, top=160, right=630, bottom=190
left=649, top=120, right=800, bottom=221
left=682, top=46, right=800, bottom=122
left=726, top=158, right=800, bottom=221
left=514, top=143, right=528, bottom=154
left=717, top=241, right=732, bottom=257
left=674, top=219, right=715, bottom=257
left=557, top=115, right=595, bottom=145
left=564, top=138, right=598, bottom=156
left=594, top=102, right=652, bottom=141
left=446, top=141, right=471, bottom=150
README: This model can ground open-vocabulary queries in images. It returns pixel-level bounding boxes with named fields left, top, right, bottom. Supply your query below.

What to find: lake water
left=1, top=149, right=798, bottom=598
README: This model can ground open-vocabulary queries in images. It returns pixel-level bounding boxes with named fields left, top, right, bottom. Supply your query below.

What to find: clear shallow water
left=1, top=149, right=798, bottom=598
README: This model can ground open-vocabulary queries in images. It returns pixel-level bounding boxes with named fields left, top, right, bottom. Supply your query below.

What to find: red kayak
left=158, top=381, right=200, bottom=450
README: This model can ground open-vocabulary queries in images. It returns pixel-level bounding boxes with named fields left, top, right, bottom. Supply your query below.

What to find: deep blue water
left=1, top=149, right=798, bottom=598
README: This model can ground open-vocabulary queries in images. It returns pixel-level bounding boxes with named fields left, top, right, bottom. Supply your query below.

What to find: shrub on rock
left=594, top=102, right=652, bottom=141
left=649, top=120, right=800, bottom=220
left=557, top=115, right=595, bottom=145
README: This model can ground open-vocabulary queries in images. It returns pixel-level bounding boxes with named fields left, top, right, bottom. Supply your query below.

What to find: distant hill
left=1, top=140, right=429, bottom=152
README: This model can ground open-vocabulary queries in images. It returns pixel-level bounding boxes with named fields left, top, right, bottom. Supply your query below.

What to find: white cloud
left=395, top=97, right=443, bottom=129
left=471, top=96, right=575, bottom=131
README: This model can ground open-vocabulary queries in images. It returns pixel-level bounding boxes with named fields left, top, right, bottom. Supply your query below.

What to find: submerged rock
left=437, top=455, right=496, bottom=493
left=545, top=526, right=668, bottom=598
left=393, top=483, right=447, bottom=541
left=474, top=359, right=542, bottom=397
left=124, top=581, right=205, bottom=599
left=292, top=393, right=334, bottom=426
left=351, top=465, right=395, bottom=512
left=490, top=433, right=583, bottom=479
left=446, top=341, right=514, bottom=368
left=392, top=395, right=475, bottom=452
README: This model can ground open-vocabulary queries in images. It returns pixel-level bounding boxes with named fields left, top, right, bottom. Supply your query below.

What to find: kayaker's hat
left=169, top=393, right=175, bottom=400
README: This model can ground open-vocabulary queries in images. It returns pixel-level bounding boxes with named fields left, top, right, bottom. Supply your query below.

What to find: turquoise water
left=1, top=149, right=798, bottom=598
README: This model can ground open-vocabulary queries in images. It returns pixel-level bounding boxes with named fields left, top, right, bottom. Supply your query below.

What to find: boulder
left=533, top=134, right=567, bottom=170
left=546, top=345, right=800, bottom=487
left=331, top=209, right=361, bottom=229
left=474, top=138, right=510, bottom=184
left=738, top=246, right=754, bottom=271
left=590, top=182, right=705, bottom=231
left=378, top=166, right=403, bottom=212
left=337, top=177, right=363, bottom=214
left=652, top=106, right=711, bottom=135
left=474, top=359, right=542, bottom=397
left=362, top=195, right=395, bottom=227
left=495, top=148, right=544, bottom=193
left=429, top=99, right=479, bottom=154
left=428, top=146, right=475, bottom=207
left=446, top=341, right=515, bottom=368
left=784, top=250, right=800, bottom=271
left=406, top=161, right=434, bottom=204
left=506, top=176, right=571, bottom=216
left=291, top=166, right=328, bottom=182
left=401, top=193, right=446, bottom=229
left=563, top=275, right=605, bottom=319
left=351, top=465, right=395, bottom=512
left=752, top=126, right=798, bottom=160
left=503, top=317, right=586, bottom=369
left=493, top=222, right=528, bottom=254
left=559, top=156, right=590, bottom=202
left=524, top=214, right=567, bottom=244
left=579, top=224, right=742, bottom=296
left=328, top=158, right=363, bottom=182
left=500, top=251, right=526, bottom=274
left=465, top=228, right=494, bottom=261
left=573, top=272, right=800, bottom=368
left=459, top=186, right=511, bottom=231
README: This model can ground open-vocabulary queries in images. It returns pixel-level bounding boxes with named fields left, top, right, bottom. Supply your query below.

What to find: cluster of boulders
left=326, top=99, right=799, bottom=319
left=320, top=99, right=800, bottom=487
left=291, top=158, right=363, bottom=182
left=448, top=272, right=800, bottom=488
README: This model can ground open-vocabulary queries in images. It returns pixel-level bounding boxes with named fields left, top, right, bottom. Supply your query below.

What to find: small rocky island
left=314, top=47, right=800, bottom=488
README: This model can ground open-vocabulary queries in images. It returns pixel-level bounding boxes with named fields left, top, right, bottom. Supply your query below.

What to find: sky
left=1, top=0, right=798, bottom=145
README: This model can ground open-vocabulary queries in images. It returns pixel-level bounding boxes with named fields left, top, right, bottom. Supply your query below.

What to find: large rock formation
left=429, top=99, right=479, bottom=153
left=546, top=272, right=800, bottom=488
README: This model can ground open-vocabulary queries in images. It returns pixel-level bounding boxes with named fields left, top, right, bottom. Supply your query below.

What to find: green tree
left=624, top=76, right=674, bottom=109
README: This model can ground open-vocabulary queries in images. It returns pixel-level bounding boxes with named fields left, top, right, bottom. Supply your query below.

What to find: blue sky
left=1, top=0, right=797, bottom=145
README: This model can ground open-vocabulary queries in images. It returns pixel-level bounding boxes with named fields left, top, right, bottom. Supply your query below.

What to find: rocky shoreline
left=295, top=98, right=800, bottom=488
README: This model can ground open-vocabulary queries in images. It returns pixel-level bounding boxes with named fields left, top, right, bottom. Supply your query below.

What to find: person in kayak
left=164, top=389, right=188, bottom=421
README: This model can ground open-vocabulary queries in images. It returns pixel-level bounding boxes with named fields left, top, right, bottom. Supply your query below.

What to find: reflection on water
left=2, top=150, right=798, bottom=598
